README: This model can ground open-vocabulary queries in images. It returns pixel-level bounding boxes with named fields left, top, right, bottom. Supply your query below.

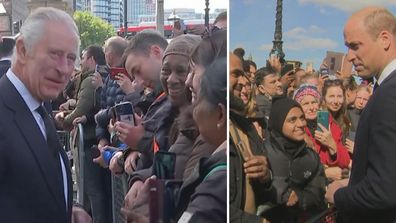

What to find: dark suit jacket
left=334, top=69, right=396, bottom=222
left=0, top=60, right=11, bottom=78
left=0, top=75, right=73, bottom=223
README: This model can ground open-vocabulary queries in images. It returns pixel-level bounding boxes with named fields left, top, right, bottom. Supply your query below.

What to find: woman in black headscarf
left=261, top=97, right=326, bottom=222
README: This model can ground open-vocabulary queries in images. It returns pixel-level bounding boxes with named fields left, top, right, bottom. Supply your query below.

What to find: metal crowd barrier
left=73, top=123, right=86, bottom=207
left=112, top=173, right=129, bottom=223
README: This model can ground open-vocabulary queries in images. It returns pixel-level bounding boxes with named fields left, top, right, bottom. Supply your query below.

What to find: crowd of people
left=0, top=7, right=227, bottom=223
left=2, top=4, right=396, bottom=223
left=230, top=6, right=396, bottom=223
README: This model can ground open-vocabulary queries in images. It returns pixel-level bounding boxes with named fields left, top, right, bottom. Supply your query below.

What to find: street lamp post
left=204, top=0, right=209, bottom=28
left=124, top=0, right=127, bottom=37
left=270, top=0, right=285, bottom=63
left=156, top=0, right=164, bottom=36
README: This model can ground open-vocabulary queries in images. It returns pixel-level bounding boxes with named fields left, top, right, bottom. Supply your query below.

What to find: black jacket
left=95, top=75, right=125, bottom=141
left=334, top=70, right=396, bottom=223
left=262, top=133, right=326, bottom=222
left=0, top=60, right=10, bottom=78
left=0, top=75, right=72, bottom=223
left=175, top=148, right=227, bottom=223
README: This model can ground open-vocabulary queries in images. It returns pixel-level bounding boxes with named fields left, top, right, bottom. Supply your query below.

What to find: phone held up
left=114, top=101, right=136, bottom=126
left=317, top=110, right=329, bottom=131
left=109, top=67, right=129, bottom=80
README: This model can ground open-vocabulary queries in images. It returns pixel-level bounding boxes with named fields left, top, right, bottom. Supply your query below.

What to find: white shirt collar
left=6, top=69, right=41, bottom=112
left=377, top=59, right=396, bottom=85
left=0, top=56, right=12, bottom=62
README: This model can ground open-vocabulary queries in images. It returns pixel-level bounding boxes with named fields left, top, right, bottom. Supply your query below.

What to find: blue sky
left=230, top=0, right=396, bottom=69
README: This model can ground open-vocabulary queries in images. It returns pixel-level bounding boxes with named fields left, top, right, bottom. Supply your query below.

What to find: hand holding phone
left=110, top=67, right=129, bottom=80
left=114, top=102, right=135, bottom=126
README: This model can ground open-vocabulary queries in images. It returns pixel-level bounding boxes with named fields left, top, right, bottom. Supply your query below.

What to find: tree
left=73, top=11, right=115, bottom=51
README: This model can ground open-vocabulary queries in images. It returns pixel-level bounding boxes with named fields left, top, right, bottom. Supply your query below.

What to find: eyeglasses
left=324, top=78, right=343, bottom=87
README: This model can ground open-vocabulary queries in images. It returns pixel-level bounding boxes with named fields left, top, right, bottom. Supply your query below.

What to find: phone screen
left=317, top=110, right=329, bottom=131
left=114, top=102, right=135, bottom=126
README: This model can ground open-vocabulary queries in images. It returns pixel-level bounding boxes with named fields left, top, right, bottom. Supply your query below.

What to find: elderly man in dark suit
left=325, top=7, right=396, bottom=222
left=0, top=7, right=81, bottom=223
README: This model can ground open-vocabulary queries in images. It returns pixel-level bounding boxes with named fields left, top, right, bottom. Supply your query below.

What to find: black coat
left=0, top=75, right=73, bottom=222
left=0, top=60, right=10, bottom=78
left=334, top=70, right=396, bottom=222
left=262, top=134, right=326, bottom=222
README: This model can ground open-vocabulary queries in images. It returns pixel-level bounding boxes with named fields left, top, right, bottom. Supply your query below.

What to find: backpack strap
left=203, top=163, right=227, bottom=181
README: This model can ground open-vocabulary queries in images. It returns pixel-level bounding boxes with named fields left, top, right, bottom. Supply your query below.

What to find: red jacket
left=305, top=115, right=350, bottom=168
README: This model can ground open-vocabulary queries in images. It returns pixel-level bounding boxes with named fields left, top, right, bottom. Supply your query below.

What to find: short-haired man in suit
left=0, top=36, right=15, bottom=78
left=325, top=7, right=396, bottom=222
left=0, top=7, right=80, bottom=223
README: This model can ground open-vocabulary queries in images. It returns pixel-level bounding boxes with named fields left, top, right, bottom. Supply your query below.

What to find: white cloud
left=298, top=0, right=396, bottom=12
left=285, top=37, right=337, bottom=51
left=242, top=0, right=257, bottom=5
left=283, top=25, right=337, bottom=51
left=284, top=25, right=325, bottom=38
left=258, top=25, right=337, bottom=54
left=319, top=8, right=327, bottom=14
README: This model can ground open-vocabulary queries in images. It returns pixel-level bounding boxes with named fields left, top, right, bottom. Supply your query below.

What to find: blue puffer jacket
left=95, top=75, right=125, bottom=141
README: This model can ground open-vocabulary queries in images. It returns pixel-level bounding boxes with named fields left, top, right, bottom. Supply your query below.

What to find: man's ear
left=15, top=37, right=28, bottom=65
left=150, top=45, right=163, bottom=59
left=258, top=84, right=266, bottom=94
left=217, top=103, right=226, bottom=129
left=378, top=30, right=392, bottom=51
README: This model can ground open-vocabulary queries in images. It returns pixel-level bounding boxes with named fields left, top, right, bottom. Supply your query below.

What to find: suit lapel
left=1, top=76, right=67, bottom=214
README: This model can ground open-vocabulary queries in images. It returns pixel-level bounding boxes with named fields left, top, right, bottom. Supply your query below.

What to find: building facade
left=84, top=0, right=122, bottom=29
left=127, top=0, right=156, bottom=25
left=0, top=0, right=28, bottom=35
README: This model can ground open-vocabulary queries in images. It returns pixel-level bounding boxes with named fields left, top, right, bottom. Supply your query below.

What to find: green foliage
left=73, top=11, right=115, bottom=51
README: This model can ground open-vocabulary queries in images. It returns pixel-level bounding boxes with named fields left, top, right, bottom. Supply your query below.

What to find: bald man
left=325, top=7, right=396, bottom=222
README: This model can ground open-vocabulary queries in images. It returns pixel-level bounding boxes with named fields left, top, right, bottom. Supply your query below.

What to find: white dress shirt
left=377, top=59, right=396, bottom=85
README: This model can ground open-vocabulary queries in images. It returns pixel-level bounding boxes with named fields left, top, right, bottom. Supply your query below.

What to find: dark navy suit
left=335, top=70, right=396, bottom=222
left=0, top=75, right=73, bottom=223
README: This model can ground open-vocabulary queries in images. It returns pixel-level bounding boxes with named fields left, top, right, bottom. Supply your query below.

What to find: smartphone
left=109, top=67, right=129, bottom=80
left=114, top=102, right=135, bottom=126
left=152, top=151, right=176, bottom=180
left=317, top=110, right=329, bottom=131
left=149, top=178, right=164, bottom=223
left=95, top=64, right=109, bottom=78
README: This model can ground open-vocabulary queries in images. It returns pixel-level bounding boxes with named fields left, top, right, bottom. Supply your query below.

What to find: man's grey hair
left=12, top=7, right=80, bottom=64
left=104, top=36, right=128, bottom=58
